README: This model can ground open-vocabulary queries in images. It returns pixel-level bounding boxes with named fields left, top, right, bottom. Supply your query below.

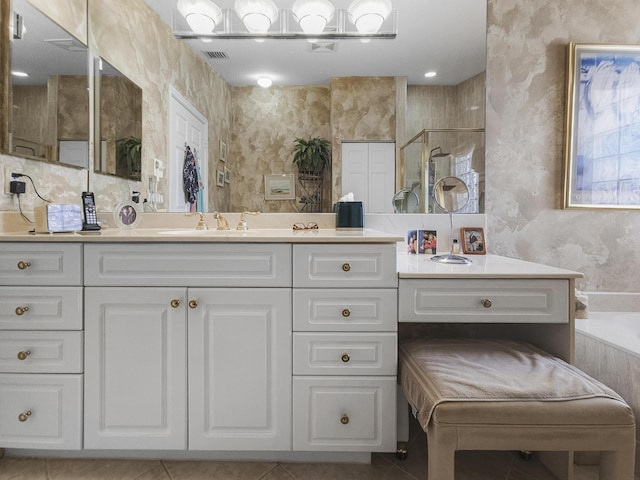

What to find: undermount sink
left=157, top=229, right=225, bottom=235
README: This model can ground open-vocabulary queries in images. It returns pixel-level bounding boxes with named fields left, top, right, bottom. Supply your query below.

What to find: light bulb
left=347, top=0, right=392, bottom=33
left=177, top=0, right=222, bottom=34
left=292, top=0, right=335, bottom=35
left=234, top=0, right=278, bottom=33
left=257, top=76, right=273, bottom=88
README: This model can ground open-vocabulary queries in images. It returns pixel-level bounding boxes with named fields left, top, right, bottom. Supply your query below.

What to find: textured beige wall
left=230, top=85, right=331, bottom=213
left=486, top=0, right=640, bottom=292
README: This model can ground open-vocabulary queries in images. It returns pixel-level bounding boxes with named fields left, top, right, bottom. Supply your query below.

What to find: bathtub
left=575, top=312, right=640, bottom=359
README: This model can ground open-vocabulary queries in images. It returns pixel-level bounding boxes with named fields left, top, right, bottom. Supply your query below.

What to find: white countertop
left=397, top=253, right=583, bottom=279
left=0, top=227, right=403, bottom=244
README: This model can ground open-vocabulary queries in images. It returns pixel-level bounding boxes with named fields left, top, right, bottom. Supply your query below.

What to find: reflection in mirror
left=5, top=0, right=89, bottom=168
left=431, top=176, right=472, bottom=265
left=95, top=58, right=142, bottom=181
left=392, top=188, right=419, bottom=213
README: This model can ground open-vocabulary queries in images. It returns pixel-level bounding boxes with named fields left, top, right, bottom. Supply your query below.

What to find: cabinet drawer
left=293, top=376, right=396, bottom=451
left=399, top=279, right=569, bottom=323
left=0, top=331, right=83, bottom=373
left=84, top=243, right=292, bottom=287
left=293, top=289, right=397, bottom=331
left=0, top=374, right=83, bottom=450
left=293, top=333, right=397, bottom=375
left=0, top=243, right=82, bottom=286
left=293, top=244, right=397, bottom=288
left=0, top=287, right=83, bottom=330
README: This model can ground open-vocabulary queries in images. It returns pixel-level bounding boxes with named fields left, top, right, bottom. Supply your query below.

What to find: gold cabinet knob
left=15, top=306, right=29, bottom=316
left=189, top=300, right=198, bottom=309
left=481, top=298, right=492, bottom=308
left=17, top=261, right=31, bottom=270
left=342, top=308, right=351, bottom=318
left=341, top=263, right=351, bottom=272
left=341, top=353, right=350, bottom=363
left=18, top=411, right=32, bottom=422
left=170, top=299, right=181, bottom=308
left=17, top=350, right=31, bottom=361
left=340, top=414, right=349, bottom=425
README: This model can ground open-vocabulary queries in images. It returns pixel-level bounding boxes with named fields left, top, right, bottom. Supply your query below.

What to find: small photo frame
left=219, top=140, right=227, bottom=162
left=216, top=169, right=225, bottom=187
left=418, top=229, right=437, bottom=254
left=224, top=166, right=231, bottom=184
left=265, top=174, right=295, bottom=200
left=461, top=227, right=486, bottom=254
left=113, top=201, right=141, bottom=229
left=407, top=230, right=418, bottom=254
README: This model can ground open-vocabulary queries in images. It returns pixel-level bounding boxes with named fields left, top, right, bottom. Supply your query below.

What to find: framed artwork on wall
left=461, top=227, right=486, bottom=254
left=219, top=140, right=227, bottom=162
left=264, top=174, right=295, bottom=200
left=224, top=166, right=231, bottom=183
left=216, top=169, right=225, bottom=187
left=563, top=43, right=640, bottom=209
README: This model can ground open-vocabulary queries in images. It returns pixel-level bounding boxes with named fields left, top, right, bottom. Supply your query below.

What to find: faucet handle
left=237, top=211, right=259, bottom=230
left=186, top=212, right=208, bottom=230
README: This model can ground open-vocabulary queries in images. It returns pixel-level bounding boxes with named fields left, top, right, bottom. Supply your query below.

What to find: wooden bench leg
left=599, top=448, right=636, bottom=480
left=427, top=425, right=456, bottom=480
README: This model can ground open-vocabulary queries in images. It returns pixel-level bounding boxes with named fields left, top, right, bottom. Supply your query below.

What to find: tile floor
left=0, top=416, right=636, bottom=480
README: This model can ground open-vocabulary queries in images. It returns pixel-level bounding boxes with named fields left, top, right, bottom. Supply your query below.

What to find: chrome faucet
left=236, top=211, right=259, bottom=230
left=186, top=212, right=208, bottom=230
left=212, top=212, right=230, bottom=230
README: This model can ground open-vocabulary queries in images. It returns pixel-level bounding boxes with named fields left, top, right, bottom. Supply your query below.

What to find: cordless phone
left=82, top=191, right=101, bottom=231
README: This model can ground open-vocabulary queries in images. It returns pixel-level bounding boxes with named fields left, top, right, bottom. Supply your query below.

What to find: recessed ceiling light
left=424, top=71, right=437, bottom=78
left=11, top=71, right=29, bottom=77
left=257, top=76, right=273, bottom=88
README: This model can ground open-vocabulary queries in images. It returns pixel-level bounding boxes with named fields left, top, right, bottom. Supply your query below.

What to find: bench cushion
left=399, top=338, right=632, bottom=430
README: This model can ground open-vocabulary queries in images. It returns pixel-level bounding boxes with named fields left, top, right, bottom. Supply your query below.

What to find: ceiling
left=143, top=0, right=487, bottom=87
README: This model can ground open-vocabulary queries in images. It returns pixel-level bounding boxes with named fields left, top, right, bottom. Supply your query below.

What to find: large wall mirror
left=94, top=57, right=143, bottom=181
left=1, top=0, right=89, bottom=168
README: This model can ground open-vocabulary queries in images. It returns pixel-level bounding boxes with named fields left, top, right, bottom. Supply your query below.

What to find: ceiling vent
left=310, top=41, right=337, bottom=53
left=44, top=38, right=87, bottom=52
left=204, top=51, right=229, bottom=59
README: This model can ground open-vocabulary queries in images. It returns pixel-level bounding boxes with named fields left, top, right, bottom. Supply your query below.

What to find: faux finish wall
left=486, top=0, right=640, bottom=292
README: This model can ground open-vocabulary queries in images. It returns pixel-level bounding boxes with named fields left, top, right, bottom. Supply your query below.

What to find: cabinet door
left=188, top=288, right=291, bottom=451
left=84, top=287, right=187, bottom=450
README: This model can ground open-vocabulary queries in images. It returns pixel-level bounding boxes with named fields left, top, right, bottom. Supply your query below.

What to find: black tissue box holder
left=334, top=201, right=364, bottom=229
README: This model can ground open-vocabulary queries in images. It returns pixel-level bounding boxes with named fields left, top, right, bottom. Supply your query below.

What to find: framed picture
left=264, top=174, right=295, bottom=200
left=461, top=227, right=486, bottom=254
left=224, top=166, right=231, bottom=184
left=418, top=229, right=437, bottom=254
left=219, top=140, right=227, bottom=162
left=216, top=169, right=225, bottom=187
left=563, top=43, right=640, bottom=209
left=113, top=201, right=141, bottom=229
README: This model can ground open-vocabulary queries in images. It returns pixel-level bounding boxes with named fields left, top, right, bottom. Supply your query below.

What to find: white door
left=169, top=86, right=208, bottom=212
left=188, top=288, right=292, bottom=451
left=84, top=287, right=187, bottom=450
left=341, top=142, right=395, bottom=213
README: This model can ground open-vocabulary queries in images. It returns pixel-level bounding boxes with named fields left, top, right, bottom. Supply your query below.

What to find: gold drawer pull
left=341, top=353, right=350, bottom=363
left=189, top=300, right=198, bottom=309
left=15, top=306, right=29, bottom=316
left=170, top=299, right=181, bottom=308
left=340, top=414, right=349, bottom=425
left=18, top=411, right=32, bottom=422
left=341, top=263, right=351, bottom=272
left=481, top=298, right=492, bottom=308
left=17, top=350, right=31, bottom=361
left=17, top=261, right=31, bottom=270
left=342, top=308, right=351, bottom=318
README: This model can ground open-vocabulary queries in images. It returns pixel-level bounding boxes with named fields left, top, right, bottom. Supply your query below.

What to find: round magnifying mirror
left=392, top=189, right=419, bottom=213
left=431, top=176, right=472, bottom=264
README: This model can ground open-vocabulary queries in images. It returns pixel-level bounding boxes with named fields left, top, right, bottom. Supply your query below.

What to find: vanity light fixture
left=347, top=0, right=392, bottom=33
left=257, top=76, right=273, bottom=88
left=173, top=0, right=396, bottom=40
left=292, top=0, right=335, bottom=35
left=177, top=0, right=222, bottom=34
left=234, top=0, right=279, bottom=33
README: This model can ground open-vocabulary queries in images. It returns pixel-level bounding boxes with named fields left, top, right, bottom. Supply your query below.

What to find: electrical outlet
left=3, top=167, right=20, bottom=195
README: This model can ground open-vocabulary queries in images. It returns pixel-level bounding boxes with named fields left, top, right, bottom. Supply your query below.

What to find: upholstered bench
left=399, top=338, right=636, bottom=480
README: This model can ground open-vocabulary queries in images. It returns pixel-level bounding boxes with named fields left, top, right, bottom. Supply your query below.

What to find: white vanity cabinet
left=83, top=243, right=292, bottom=451
left=0, top=243, right=83, bottom=450
left=292, top=244, right=397, bottom=452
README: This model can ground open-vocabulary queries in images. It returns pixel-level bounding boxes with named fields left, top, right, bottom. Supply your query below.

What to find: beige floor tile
left=133, top=464, right=172, bottom=480
left=0, top=457, right=47, bottom=480
left=163, top=460, right=277, bottom=480
left=47, top=459, right=162, bottom=480
left=279, top=455, right=402, bottom=480
left=258, top=464, right=296, bottom=480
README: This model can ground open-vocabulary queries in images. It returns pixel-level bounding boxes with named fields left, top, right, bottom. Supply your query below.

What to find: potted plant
left=291, top=137, right=331, bottom=174
left=115, top=136, right=142, bottom=180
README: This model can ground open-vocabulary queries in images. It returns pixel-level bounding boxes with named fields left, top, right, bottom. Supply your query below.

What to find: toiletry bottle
left=452, top=239, right=460, bottom=254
